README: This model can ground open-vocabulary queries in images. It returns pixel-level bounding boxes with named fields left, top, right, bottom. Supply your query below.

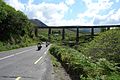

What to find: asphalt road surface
left=0, top=44, right=54, bottom=80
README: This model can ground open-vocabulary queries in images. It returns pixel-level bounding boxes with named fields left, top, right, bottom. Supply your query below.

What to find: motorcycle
left=46, top=41, right=50, bottom=47
left=37, top=43, right=42, bottom=50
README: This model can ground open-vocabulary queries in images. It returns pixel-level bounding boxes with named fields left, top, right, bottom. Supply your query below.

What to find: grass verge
left=49, top=44, right=120, bottom=80
left=49, top=52, right=72, bottom=80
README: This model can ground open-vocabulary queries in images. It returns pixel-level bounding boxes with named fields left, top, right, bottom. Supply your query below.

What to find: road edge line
left=15, top=77, right=21, bottom=80
left=34, top=56, right=43, bottom=64
left=0, top=48, right=33, bottom=61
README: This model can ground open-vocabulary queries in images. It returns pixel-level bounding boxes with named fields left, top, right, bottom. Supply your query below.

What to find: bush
left=49, top=44, right=120, bottom=80
left=39, top=35, right=47, bottom=41
left=82, top=29, right=120, bottom=63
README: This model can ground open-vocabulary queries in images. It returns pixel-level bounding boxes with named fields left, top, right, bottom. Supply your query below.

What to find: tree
left=0, top=0, right=36, bottom=43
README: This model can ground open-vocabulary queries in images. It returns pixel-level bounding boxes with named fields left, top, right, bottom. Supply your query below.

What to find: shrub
left=39, top=35, right=47, bottom=41
left=82, top=29, right=120, bottom=63
left=49, top=44, right=120, bottom=80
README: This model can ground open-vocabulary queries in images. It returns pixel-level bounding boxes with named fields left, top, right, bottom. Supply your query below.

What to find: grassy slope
left=49, top=29, right=120, bottom=80
left=49, top=44, right=120, bottom=80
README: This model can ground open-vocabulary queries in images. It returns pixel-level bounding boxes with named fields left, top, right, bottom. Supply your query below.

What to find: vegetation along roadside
left=49, top=29, right=120, bottom=80
left=0, top=0, right=43, bottom=51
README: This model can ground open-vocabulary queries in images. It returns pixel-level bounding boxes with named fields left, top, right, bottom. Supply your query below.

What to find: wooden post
left=76, top=27, right=79, bottom=44
left=48, top=28, right=51, bottom=42
left=62, top=28, right=65, bottom=41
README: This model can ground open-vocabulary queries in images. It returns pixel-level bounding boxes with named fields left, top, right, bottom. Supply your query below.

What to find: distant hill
left=30, top=19, right=47, bottom=27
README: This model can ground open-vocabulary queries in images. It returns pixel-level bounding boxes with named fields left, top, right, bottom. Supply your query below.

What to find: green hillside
left=0, top=0, right=39, bottom=51
left=50, top=29, right=120, bottom=80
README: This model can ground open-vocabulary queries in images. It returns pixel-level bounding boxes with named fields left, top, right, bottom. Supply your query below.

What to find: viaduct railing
left=37, top=25, right=120, bottom=44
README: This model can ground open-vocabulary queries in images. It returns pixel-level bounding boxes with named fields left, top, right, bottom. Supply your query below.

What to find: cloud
left=110, top=9, right=120, bottom=21
left=5, top=0, right=69, bottom=25
left=28, top=0, right=34, bottom=4
left=93, top=8, right=120, bottom=25
left=78, top=0, right=120, bottom=25
left=4, top=0, right=120, bottom=26
left=30, top=2, right=68, bottom=25
left=116, top=0, right=119, bottom=3
left=5, top=0, right=25, bottom=11
left=65, top=0, right=76, bottom=6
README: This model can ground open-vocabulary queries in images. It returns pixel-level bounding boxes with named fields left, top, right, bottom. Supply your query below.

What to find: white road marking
left=0, top=48, right=33, bottom=61
left=15, top=77, right=21, bottom=80
left=44, top=48, right=49, bottom=55
left=44, top=51, right=47, bottom=55
left=34, top=45, right=51, bottom=64
left=34, top=56, right=43, bottom=64
left=34, top=48, right=49, bottom=64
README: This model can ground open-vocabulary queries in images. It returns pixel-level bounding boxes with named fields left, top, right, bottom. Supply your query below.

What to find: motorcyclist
left=37, top=42, right=42, bottom=50
left=46, top=41, right=49, bottom=47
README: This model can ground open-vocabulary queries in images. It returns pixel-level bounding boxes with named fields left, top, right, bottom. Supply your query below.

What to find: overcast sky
left=5, top=0, right=120, bottom=26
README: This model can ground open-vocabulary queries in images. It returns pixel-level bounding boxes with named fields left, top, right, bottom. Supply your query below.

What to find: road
left=0, top=44, right=54, bottom=80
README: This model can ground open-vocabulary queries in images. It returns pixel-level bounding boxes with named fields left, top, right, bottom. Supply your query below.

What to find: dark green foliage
left=82, top=29, right=120, bottom=63
left=39, top=35, right=47, bottom=41
left=0, top=0, right=36, bottom=42
left=0, top=0, right=39, bottom=51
